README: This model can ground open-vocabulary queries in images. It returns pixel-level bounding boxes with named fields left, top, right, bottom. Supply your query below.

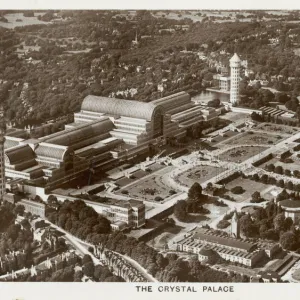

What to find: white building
left=230, top=53, right=242, bottom=105
left=176, top=228, right=265, bottom=267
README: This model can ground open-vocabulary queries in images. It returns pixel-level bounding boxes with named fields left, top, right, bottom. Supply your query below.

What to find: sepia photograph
left=1, top=2, right=300, bottom=289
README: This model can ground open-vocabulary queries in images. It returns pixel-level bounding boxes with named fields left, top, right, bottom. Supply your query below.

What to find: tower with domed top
left=230, top=53, right=241, bottom=105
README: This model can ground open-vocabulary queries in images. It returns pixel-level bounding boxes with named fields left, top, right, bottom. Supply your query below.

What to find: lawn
left=222, top=178, right=271, bottom=202
left=116, top=172, right=176, bottom=202
left=176, top=165, right=226, bottom=187
left=171, top=201, right=229, bottom=225
left=219, top=146, right=267, bottom=163
left=261, top=157, right=300, bottom=172
left=256, top=123, right=298, bottom=135
left=223, top=131, right=283, bottom=146
left=148, top=225, right=184, bottom=249
left=0, top=13, right=51, bottom=29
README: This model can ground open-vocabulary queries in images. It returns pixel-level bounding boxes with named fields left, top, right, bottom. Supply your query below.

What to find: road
left=46, top=220, right=102, bottom=266
left=46, top=220, right=158, bottom=282
left=76, top=239, right=157, bottom=282
left=120, top=253, right=158, bottom=282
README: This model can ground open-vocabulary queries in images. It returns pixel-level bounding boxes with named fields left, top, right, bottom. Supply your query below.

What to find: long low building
left=176, top=228, right=266, bottom=267
left=85, top=198, right=146, bottom=230
left=17, top=199, right=46, bottom=218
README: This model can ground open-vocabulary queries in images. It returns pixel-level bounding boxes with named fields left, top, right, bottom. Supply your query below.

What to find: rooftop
left=19, top=199, right=45, bottom=208
left=81, top=95, right=163, bottom=121
left=193, top=228, right=257, bottom=252
left=279, top=199, right=300, bottom=209
left=230, top=53, right=241, bottom=63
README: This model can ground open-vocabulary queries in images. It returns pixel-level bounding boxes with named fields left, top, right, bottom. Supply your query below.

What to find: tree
left=268, top=177, right=276, bottom=185
left=240, top=214, right=256, bottom=237
left=277, top=179, right=285, bottom=188
left=285, top=169, right=291, bottom=177
left=267, top=164, right=275, bottom=172
left=259, top=224, right=269, bottom=238
left=188, top=182, right=203, bottom=201
left=251, top=191, right=261, bottom=203
left=231, top=186, right=245, bottom=194
left=275, top=166, right=283, bottom=174
left=252, top=207, right=267, bottom=221
left=174, top=200, right=187, bottom=221
left=74, top=270, right=83, bottom=282
left=207, top=98, right=220, bottom=108
left=274, top=213, right=286, bottom=232
left=20, top=218, right=31, bottom=231
left=14, top=205, right=25, bottom=216
left=83, top=261, right=95, bottom=277
left=82, top=254, right=93, bottom=265
left=276, top=189, right=289, bottom=202
left=280, top=231, right=298, bottom=250
left=47, top=195, right=59, bottom=206
left=260, top=174, right=269, bottom=184
left=286, top=181, right=294, bottom=191
left=252, top=174, right=260, bottom=181
left=285, top=217, right=293, bottom=231
left=217, top=220, right=230, bottom=229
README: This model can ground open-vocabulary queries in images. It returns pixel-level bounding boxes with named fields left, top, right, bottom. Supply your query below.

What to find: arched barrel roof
left=40, top=118, right=114, bottom=146
left=81, top=95, right=161, bottom=121
left=35, top=143, right=70, bottom=162
left=5, top=145, right=35, bottom=164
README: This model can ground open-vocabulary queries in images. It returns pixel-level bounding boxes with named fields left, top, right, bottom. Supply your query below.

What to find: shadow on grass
left=184, top=214, right=210, bottom=223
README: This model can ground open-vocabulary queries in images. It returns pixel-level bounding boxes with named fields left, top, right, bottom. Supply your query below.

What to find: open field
left=223, top=131, right=284, bottom=146
left=219, top=146, right=268, bottom=163
left=176, top=165, right=226, bottom=186
left=221, top=178, right=272, bottom=202
left=171, top=201, right=229, bottom=225
left=148, top=225, right=184, bottom=250
left=0, top=13, right=50, bottom=28
left=256, top=123, right=299, bottom=135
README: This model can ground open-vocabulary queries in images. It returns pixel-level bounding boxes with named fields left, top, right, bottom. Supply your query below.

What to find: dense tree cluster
left=2, top=10, right=300, bottom=128
left=0, top=203, right=34, bottom=275
left=240, top=196, right=300, bottom=251
left=264, top=163, right=300, bottom=180
left=4, top=253, right=123, bottom=282
left=174, top=183, right=209, bottom=221
left=0, top=203, right=16, bottom=232
left=46, top=199, right=111, bottom=240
